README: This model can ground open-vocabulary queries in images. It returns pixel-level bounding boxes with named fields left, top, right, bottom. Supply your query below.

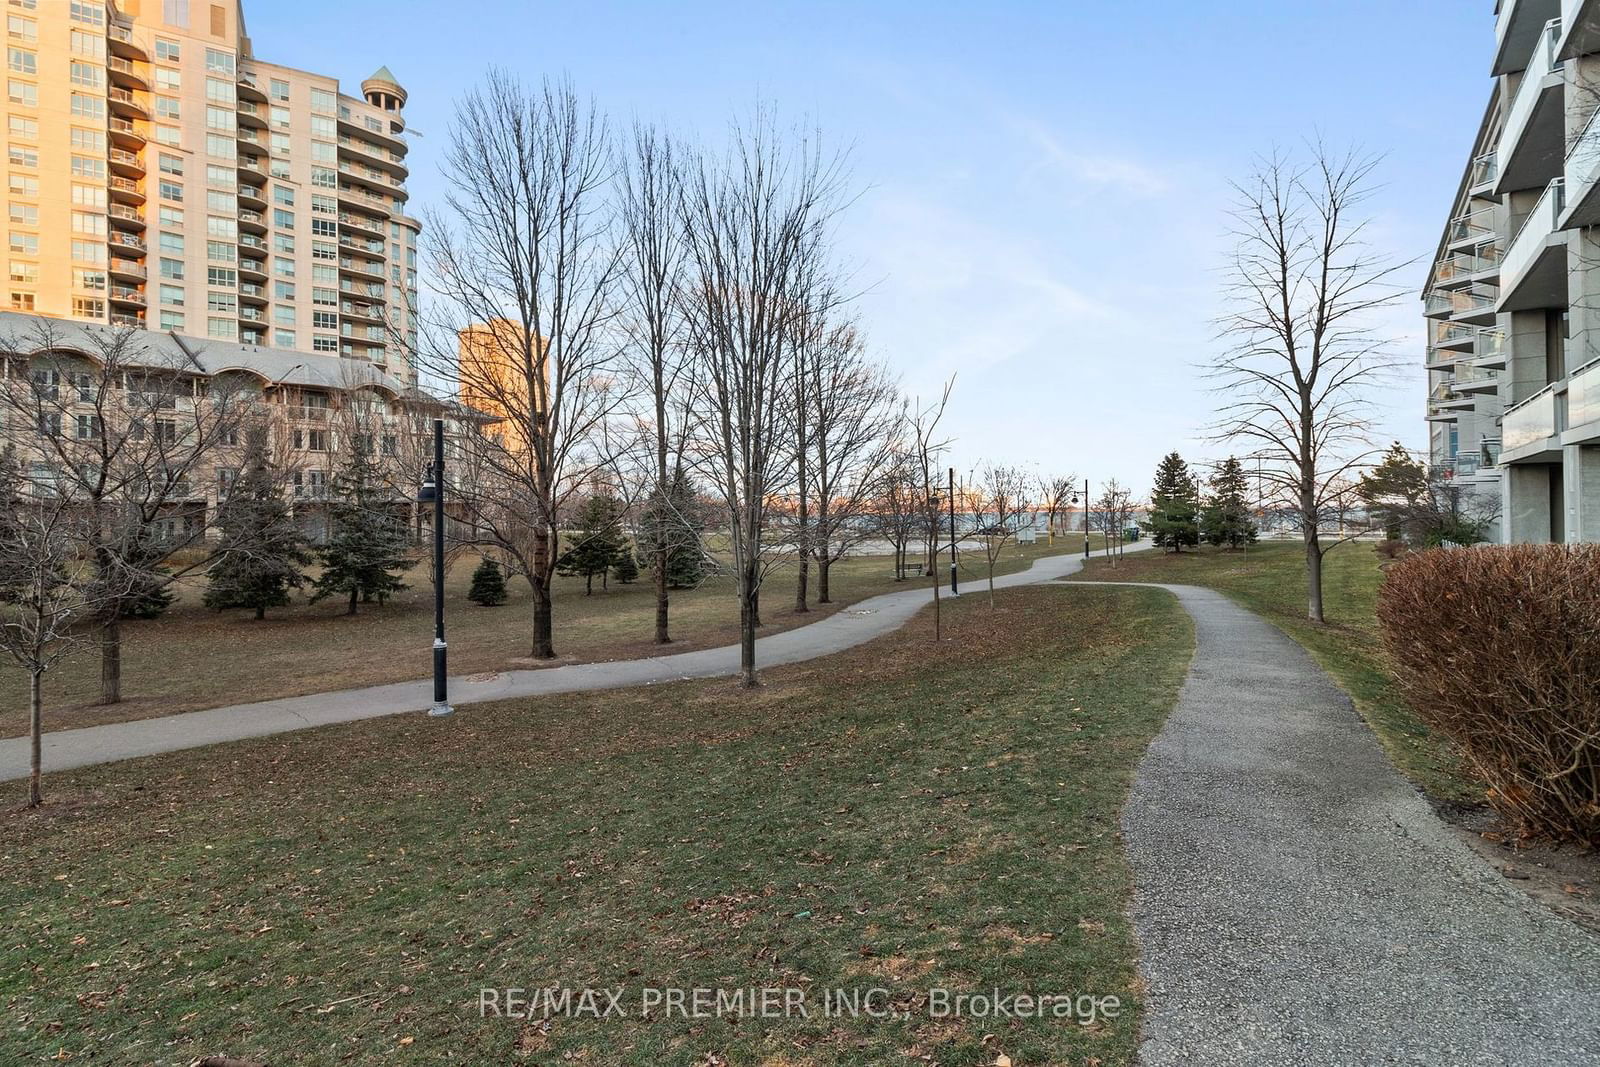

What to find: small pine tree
left=612, top=546, right=639, bottom=585
left=1358, top=442, right=1429, bottom=541
left=1201, top=456, right=1258, bottom=549
left=555, top=492, right=625, bottom=595
left=204, top=452, right=312, bottom=619
left=119, top=574, right=176, bottom=619
left=310, top=441, right=415, bottom=615
left=1144, top=451, right=1200, bottom=552
left=467, top=556, right=508, bottom=606
left=639, top=469, right=707, bottom=589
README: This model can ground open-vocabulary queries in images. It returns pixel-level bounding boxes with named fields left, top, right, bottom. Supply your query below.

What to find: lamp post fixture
left=416, top=418, right=452, bottom=717
left=1082, top=477, right=1091, bottom=558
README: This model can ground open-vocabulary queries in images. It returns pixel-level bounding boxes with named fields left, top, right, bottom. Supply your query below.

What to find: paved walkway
left=0, top=546, right=1143, bottom=783
left=1114, top=582, right=1600, bottom=1065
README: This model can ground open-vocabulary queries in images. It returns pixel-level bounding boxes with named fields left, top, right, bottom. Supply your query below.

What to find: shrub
left=467, top=557, right=507, bottom=607
left=1377, top=545, right=1600, bottom=845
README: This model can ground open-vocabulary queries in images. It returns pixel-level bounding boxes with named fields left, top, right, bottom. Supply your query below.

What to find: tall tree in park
left=638, top=467, right=708, bottom=589
left=804, top=319, right=897, bottom=603
left=1357, top=443, right=1428, bottom=539
left=0, top=319, right=250, bottom=704
left=680, top=112, right=848, bottom=686
left=908, top=382, right=954, bottom=640
left=309, top=439, right=414, bottom=614
left=1038, top=474, right=1078, bottom=544
left=1093, top=479, right=1135, bottom=563
left=1146, top=451, right=1200, bottom=552
left=1202, top=457, right=1258, bottom=549
left=619, top=120, right=691, bottom=642
left=974, top=463, right=1032, bottom=607
left=420, top=72, right=623, bottom=658
left=0, top=493, right=135, bottom=806
left=1213, top=147, right=1402, bottom=621
left=555, top=492, right=626, bottom=595
left=204, top=445, right=312, bottom=619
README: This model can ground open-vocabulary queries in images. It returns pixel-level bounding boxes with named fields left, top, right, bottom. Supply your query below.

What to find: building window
left=207, top=241, right=235, bottom=262
left=71, top=296, right=104, bottom=319
left=310, top=87, right=335, bottom=115
left=310, top=167, right=336, bottom=189
left=269, top=77, right=288, bottom=101
left=8, top=114, right=36, bottom=138
left=206, top=317, right=236, bottom=340
left=7, top=77, right=35, bottom=105
left=73, top=268, right=105, bottom=290
left=68, top=60, right=102, bottom=87
left=8, top=144, right=37, bottom=167
left=158, top=206, right=184, bottom=227
left=7, top=14, right=37, bottom=40
left=10, top=261, right=38, bottom=282
left=159, top=257, right=184, bottom=280
left=68, top=29, right=102, bottom=57
left=274, top=328, right=296, bottom=348
left=155, top=38, right=179, bottom=61
left=75, top=414, right=102, bottom=439
left=154, top=67, right=180, bottom=91
left=273, top=211, right=294, bottom=232
left=158, top=180, right=183, bottom=202
left=206, top=267, right=236, bottom=286
left=312, top=310, right=337, bottom=330
left=153, top=124, right=181, bottom=146
left=155, top=95, right=180, bottom=120
left=273, top=257, right=295, bottom=277
left=7, top=202, right=36, bottom=225
left=270, top=105, right=290, bottom=129
left=69, top=239, right=101, bottom=262
left=10, top=291, right=34, bottom=310
left=70, top=92, right=103, bottom=118
left=158, top=232, right=183, bottom=253
left=69, top=2, right=104, bottom=26
left=207, top=291, right=236, bottom=313
left=162, top=0, right=190, bottom=28
left=70, top=155, right=105, bottom=180
left=159, top=283, right=184, bottom=306
left=68, top=127, right=105, bottom=152
left=160, top=310, right=184, bottom=330
left=70, top=183, right=106, bottom=207
left=313, top=335, right=337, bottom=352
left=6, top=45, right=35, bottom=73
left=204, top=46, right=233, bottom=75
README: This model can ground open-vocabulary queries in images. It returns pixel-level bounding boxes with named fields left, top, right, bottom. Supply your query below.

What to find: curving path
left=1106, top=581, right=1600, bottom=1065
left=0, top=546, right=1146, bottom=783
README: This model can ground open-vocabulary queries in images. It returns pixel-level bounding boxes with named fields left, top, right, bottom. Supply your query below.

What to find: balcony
left=1498, top=177, right=1567, bottom=312
left=1470, top=151, right=1500, bottom=194
left=337, top=135, right=408, bottom=178
left=1476, top=328, right=1509, bottom=368
left=1558, top=0, right=1600, bottom=59
left=109, top=286, right=147, bottom=308
left=238, top=184, right=267, bottom=209
left=1496, top=0, right=1561, bottom=74
left=109, top=147, right=145, bottom=178
left=238, top=281, right=268, bottom=303
left=108, top=86, right=148, bottom=120
left=109, top=176, right=145, bottom=204
left=239, top=258, right=267, bottom=280
left=109, top=258, right=146, bottom=282
left=238, top=209, right=268, bottom=234
left=1503, top=383, right=1561, bottom=458
left=339, top=212, right=386, bottom=238
left=1425, top=283, right=1499, bottom=325
left=1567, top=357, right=1600, bottom=439
left=236, top=73, right=267, bottom=104
left=1453, top=362, right=1501, bottom=393
left=1432, top=321, right=1478, bottom=351
left=106, top=55, right=149, bottom=91
left=1446, top=207, right=1496, bottom=249
left=1562, top=102, right=1600, bottom=227
left=109, top=204, right=146, bottom=231
left=339, top=256, right=386, bottom=281
left=1434, top=244, right=1502, bottom=289
left=108, top=21, right=148, bottom=62
left=110, top=232, right=147, bottom=256
left=109, top=116, right=145, bottom=150
left=1497, top=18, right=1566, bottom=195
left=110, top=313, right=144, bottom=328
left=236, top=101, right=267, bottom=129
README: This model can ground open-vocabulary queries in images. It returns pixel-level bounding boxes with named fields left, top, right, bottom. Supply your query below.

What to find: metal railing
left=1503, top=383, right=1559, bottom=451
left=1503, top=177, right=1566, bottom=288
left=1470, top=151, right=1498, bottom=188
left=1448, top=207, right=1496, bottom=244
left=1501, top=18, right=1564, bottom=161
left=1569, top=357, right=1600, bottom=429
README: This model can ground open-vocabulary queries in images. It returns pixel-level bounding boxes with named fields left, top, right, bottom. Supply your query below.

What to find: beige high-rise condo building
left=2, top=0, right=420, bottom=384
left=1423, top=1, right=1600, bottom=543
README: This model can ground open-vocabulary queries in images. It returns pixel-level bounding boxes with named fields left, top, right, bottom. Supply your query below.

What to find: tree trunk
left=1306, top=534, right=1325, bottom=623
left=988, top=567, right=996, bottom=609
left=794, top=494, right=810, bottom=613
left=99, top=616, right=121, bottom=706
left=255, top=604, right=265, bottom=621
left=653, top=542, right=670, bottom=644
left=738, top=562, right=759, bottom=688
left=347, top=587, right=358, bottom=615
left=29, top=668, right=43, bottom=808
left=585, top=573, right=593, bottom=596
left=529, top=572, right=555, bottom=658
left=818, top=557, right=831, bottom=603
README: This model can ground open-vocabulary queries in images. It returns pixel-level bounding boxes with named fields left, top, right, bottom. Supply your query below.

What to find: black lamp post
left=416, top=418, right=452, bottom=717
left=1082, top=478, right=1091, bottom=558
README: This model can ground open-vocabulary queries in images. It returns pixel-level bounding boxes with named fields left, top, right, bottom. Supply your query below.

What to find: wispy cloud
left=1004, top=114, right=1171, bottom=198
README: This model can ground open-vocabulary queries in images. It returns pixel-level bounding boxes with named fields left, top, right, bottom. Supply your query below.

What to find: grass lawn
left=0, top=535, right=1105, bottom=739
left=0, top=581, right=1191, bottom=1066
left=1069, top=540, right=1479, bottom=805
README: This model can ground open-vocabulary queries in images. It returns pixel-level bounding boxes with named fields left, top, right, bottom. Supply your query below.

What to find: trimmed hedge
left=1377, top=545, right=1600, bottom=844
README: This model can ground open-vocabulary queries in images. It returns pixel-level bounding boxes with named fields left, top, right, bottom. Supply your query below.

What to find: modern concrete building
left=1424, top=1, right=1600, bottom=543
left=1, top=0, right=420, bottom=385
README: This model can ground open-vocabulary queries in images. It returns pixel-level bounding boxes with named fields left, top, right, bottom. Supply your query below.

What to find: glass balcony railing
left=1471, top=151, right=1499, bottom=188
left=1432, top=321, right=1476, bottom=347
left=1567, top=99, right=1600, bottom=205
left=1453, top=363, right=1499, bottom=388
left=1477, top=328, right=1506, bottom=362
left=1435, top=244, right=1503, bottom=285
left=1501, top=18, right=1564, bottom=161
left=1448, top=207, right=1496, bottom=244
left=1570, top=358, right=1600, bottom=429
left=1502, top=177, right=1566, bottom=291
left=1503, top=384, right=1559, bottom=451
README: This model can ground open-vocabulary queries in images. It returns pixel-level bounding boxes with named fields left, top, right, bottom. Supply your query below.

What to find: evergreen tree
left=1201, top=456, right=1257, bottom=549
left=639, top=468, right=707, bottom=589
left=119, top=574, right=176, bottom=619
left=556, top=493, right=626, bottom=595
left=310, top=440, right=414, bottom=615
left=1357, top=442, right=1428, bottom=540
left=612, top=546, right=639, bottom=584
left=1144, top=451, right=1200, bottom=552
left=204, top=452, right=311, bottom=620
left=467, top=556, right=508, bottom=606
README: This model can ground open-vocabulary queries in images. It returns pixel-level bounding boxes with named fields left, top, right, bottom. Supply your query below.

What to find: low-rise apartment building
left=1424, top=1, right=1600, bottom=543
left=0, top=310, right=482, bottom=544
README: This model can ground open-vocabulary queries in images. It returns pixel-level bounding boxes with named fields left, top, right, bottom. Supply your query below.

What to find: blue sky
left=246, top=0, right=1490, bottom=492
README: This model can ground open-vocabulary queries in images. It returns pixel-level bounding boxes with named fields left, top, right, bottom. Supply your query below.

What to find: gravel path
left=0, top=547, right=1146, bottom=783
left=1115, top=582, right=1600, bottom=1065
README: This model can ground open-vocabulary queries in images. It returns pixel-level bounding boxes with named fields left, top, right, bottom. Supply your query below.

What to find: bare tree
left=974, top=463, right=1032, bottom=607
left=618, top=120, right=693, bottom=643
left=1094, top=479, right=1135, bottom=565
left=679, top=113, right=848, bottom=686
left=908, top=382, right=954, bottom=640
left=875, top=430, right=924, bottom=582
left=805, top=319, right=897, bottom=603
left=0, top=319, right=251, bottom=703
left=1212, top=147, right=1405, bottom=621
left=0, top=481, right=133, bottom=806
left=420, top=72, right=623, bottom=658
left=1037, top=473, right=1077, bottom=546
